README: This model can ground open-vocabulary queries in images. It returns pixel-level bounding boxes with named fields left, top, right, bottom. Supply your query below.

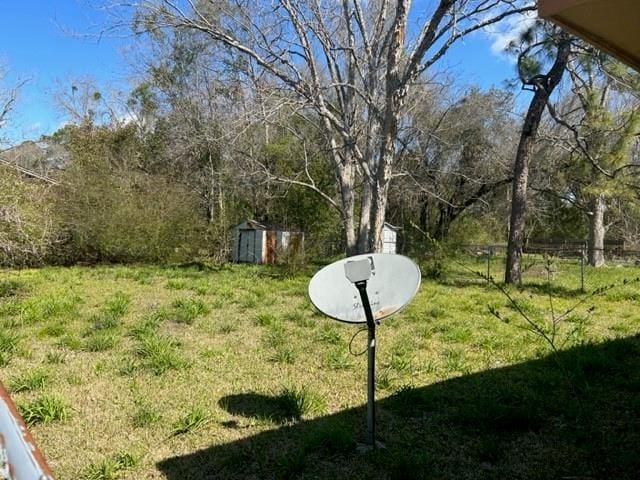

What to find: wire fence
left=448, top=243, right=640, bottom=292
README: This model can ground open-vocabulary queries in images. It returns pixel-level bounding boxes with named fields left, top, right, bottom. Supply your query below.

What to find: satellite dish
left=308, top=253, right=421, bottom=324
left=308, top=253, right=421, bottom=448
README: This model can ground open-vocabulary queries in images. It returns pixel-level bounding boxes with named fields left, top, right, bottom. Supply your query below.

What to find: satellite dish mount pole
left=344, top=257, right=377, bottom=447
left=354, top=279, right=376, bottom=448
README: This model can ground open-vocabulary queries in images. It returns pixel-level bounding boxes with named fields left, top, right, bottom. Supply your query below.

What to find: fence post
left=580, top=242, right=586, bottom=292
left=487, top=245, right=491, bottom=281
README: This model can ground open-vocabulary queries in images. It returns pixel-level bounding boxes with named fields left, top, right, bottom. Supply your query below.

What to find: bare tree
left=395, top=86, right=518, bottom=241
left=0, top=66, right=26, bottom=143
left=124, top=0, right=535, bottom=255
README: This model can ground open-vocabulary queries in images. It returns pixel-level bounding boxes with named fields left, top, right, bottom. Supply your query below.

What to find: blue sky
left=0, top=1, right=130, bottom=145
left=0, top=1, right=528, bottom=146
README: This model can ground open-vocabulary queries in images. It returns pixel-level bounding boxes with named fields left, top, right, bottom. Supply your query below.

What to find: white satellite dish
left=308, top=253, right=421, bottom=324
left=308, top=253, right=421, bottom=448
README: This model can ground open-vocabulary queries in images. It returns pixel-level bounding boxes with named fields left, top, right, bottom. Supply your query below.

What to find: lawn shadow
left=158, top=335, right=640, bottom=479
left=219, top=392, right=303, bottom=424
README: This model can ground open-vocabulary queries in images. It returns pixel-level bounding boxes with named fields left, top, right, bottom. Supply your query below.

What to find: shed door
left=239, top=230, right=256, bottom=263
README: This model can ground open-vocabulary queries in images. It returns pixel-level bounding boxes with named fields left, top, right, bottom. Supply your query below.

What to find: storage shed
left=232, top=220, right=304, bottom=264
left=382, top=223, right=400, bottom=254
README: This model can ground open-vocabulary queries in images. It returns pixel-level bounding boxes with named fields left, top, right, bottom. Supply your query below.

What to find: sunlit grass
left=0, top=259, right=639, bottom=478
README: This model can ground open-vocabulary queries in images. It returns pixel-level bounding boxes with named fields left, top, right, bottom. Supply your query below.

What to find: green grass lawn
left=1, top=258, right=640, bottom=479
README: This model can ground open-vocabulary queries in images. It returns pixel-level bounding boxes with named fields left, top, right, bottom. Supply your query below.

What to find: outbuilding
left=382, top=223, right=400, bottom=254
left=232, top=220, right=304, bottom=264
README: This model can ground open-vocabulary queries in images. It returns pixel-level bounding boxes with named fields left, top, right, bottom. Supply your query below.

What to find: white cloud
left=484, top=10, right=538, bottom=58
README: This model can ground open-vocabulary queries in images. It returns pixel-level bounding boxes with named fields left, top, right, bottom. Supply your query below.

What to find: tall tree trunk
left=357, top=178, right=373, bottom=254
left=369, top=178, right=390, bottom=253
left=365, top=0, right=407, bottom=254
left=588, top=193, right=606, bottom=267
left=434, top=203, right=454, bottom=241
left=419, top=194, right=430, bottom=234
left=505, top=38, right=571, bottom=284
left=338, top=163, right=358, bottom=256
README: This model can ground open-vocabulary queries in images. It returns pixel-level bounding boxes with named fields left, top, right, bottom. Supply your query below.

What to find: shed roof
left=383, top=222, right=401, bottom=231
left=234, top=219, right=302, bottom=232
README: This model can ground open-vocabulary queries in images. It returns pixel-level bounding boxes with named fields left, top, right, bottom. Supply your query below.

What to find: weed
left=200, top=347, right=224, bottom=359
left=166, top=278, right=188, bottom=290
left=285, top=309, right=314, bottom=327
left=256, top=312, right=276, bottom=326
left=128, top=316, right=160, bottom=340
left=132, top=404, right=162, bottom=428
left=118, top=357, right=138, bottom=377
left=21, top=293, right=80, bottom=324
left=38, top=322, right=67, bottom=338
left=84, top=332, right=118, bottom=352
left=57, top=334, right=83, bottom=351
left=277, top=386, right=326, bottom=421
left=84, top=451, right=138, bottom=480
left=324, top=348, right=353, bottom=370
left=66, top=374, right=84, bottom=386
left=8, top=369, right=50, bottom=393
left=238, top=293, right=258, bottom=309
left=0, top=299, right=22, bottom=317
left=427, top=306, right=446, bottom=319
left=45, top=351, right=66, bottom=364
left=443, top=348, right=469, bottom=374
left=172, top=407, right=210, bottom=435
left=217, top=323, right=237, bottom=334
left=506, top=297, right=541, bottom=317
left=442, top=325, right=473, bottom=343
left=263, top=323, right=286, bottom=348
left=18, top=395, right=70, bottom=425
left=318, top=324, right=341, bottom=345
left=169, top=297, right=209, bottom=324
left=136, top=334, right=187, bottom=375
left=0, top=279, right=25, bottom=298
left=104, top=292, right=130, bottom=318
left=388, top=342, right=413, bottom=373
left=211, top=298, right=226, bottom=309
left=90, top=312, right=120, bottom=331
left=272, top=345, right=297, bottom=364
left=0, top=330, right=20, bottom=354
left=377, top=367, right=394, bottom=390
left=93, top=360, right=109, bottom=375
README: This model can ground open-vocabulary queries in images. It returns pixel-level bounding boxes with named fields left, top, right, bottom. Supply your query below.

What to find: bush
left=55, top=125, right=209, bottom=264
left=0, top=165, right=61, bottom=267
